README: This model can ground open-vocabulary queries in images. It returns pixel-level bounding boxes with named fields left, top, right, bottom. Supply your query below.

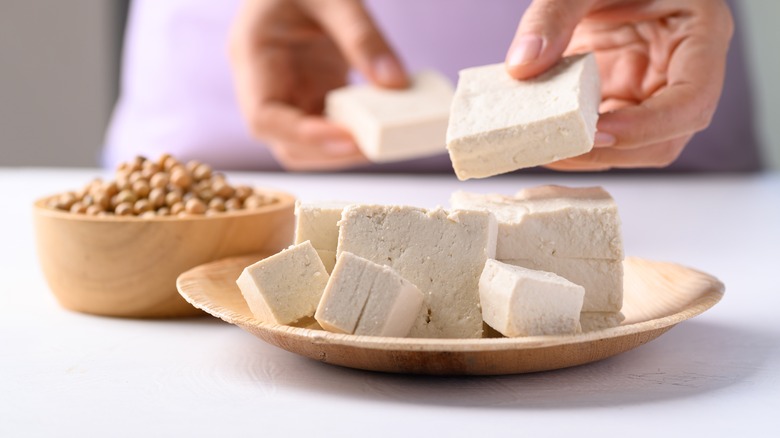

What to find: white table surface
left=2, top=167, right=779, bottom=437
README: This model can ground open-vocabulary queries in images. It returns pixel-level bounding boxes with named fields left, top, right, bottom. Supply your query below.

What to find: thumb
left=307, top=0, right=408, bottom=88
left=506, top=0, right=596, bottom=79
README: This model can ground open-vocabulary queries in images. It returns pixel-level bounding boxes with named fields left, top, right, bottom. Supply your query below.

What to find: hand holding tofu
left=228, top=0, right=408, bottom=171
left=227, top=0, right=733, bottom=173
left=504, top=0, right=733, bottom=171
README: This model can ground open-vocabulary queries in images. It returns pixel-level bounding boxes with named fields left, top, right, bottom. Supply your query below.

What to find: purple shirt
left=103, top=0, right=761, bottom=173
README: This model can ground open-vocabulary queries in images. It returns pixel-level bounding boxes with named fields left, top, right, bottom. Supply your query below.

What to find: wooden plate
left=177, top=255, right=724, bottom=375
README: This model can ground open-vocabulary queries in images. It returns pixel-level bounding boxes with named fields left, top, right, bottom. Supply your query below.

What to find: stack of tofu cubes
left=237, top=203, right=496, bottom=338
left=236, top=185, right=624, bottom=339
left=451, top=186, right=625, bottom=334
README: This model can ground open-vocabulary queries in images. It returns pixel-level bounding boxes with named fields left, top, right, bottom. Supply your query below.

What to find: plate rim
left=176, top=254, right=725, bottom=353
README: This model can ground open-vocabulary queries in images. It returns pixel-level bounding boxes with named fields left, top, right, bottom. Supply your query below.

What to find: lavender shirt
left=104, top=0, right=761, bottom=173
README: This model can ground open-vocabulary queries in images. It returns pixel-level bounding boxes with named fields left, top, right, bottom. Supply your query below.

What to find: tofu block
left=236, top=241, right=329, bottom=325
left=337, top=205, right=497, bottom=339
left=580, top=311, right=625, bottom=332
left=446, top=53, right=600, bottom=180
left=316, top=249, right=337, bottom=274
left=295, top=201, right=351, bottom=273
left=450, top=185, right=623, bottom=260
left=501, top=258, right=623, bottom=312
left=314, top=251, right=376, bottom=334
left=479, top=260, right=584, bottom=337
left=294, top=200, right=351, bottom=251
left=325, top=71, right=453, bottom=162
left=315, top=252, right=424, bottom=337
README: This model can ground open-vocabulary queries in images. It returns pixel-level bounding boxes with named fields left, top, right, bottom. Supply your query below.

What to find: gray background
left=1, top=0, right=778, bottom=169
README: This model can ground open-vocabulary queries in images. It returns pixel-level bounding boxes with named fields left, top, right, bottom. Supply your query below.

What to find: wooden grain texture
left=177, top=255, right=724, bottom=375
left=33, top=191, right=295, bottom=318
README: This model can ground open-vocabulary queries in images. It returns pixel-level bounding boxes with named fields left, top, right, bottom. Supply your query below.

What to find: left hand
left=228, top=0, right=408, bottom=171
left=505, top=0, right=734, bottom=171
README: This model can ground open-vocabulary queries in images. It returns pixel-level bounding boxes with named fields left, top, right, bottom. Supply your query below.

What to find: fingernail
left=323, top=140, right=359, bottom=156
left=594, top=132, right=616, bottom=147
left=372, top=55, right=406, bottom=87
left=507, top=35, right=544, bottom=67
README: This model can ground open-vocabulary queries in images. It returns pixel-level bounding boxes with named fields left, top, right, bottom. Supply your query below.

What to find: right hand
left=229, top=0, right=408, bottom=171
left=504, top=0, right=733, bottom=171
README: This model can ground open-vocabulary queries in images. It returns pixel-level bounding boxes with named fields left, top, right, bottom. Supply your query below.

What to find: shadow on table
left=230, top=319, right=777, bottom=409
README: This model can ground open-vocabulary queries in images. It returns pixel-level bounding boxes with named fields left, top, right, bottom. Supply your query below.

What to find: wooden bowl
left=33, top=190, right=295, bottom=318
left=177, top=255, right=724, bottom=375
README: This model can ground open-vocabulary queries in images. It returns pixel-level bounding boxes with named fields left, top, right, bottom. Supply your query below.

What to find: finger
left=549, top=134, right=691, bottom=170
left=273, top=150, right=368, bottom=172
left=599, top=97, right=639, bottom=114
left=543, top=161, right=612, bottom=172
left=303, top=0, right=409, bottom=88
left=252, top=104, right=368, bottom=171
left=506, top=0, right=598, bottom=79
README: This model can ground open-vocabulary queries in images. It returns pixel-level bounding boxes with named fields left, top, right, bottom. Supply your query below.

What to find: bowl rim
left=33, top=188, right=296, bottom=223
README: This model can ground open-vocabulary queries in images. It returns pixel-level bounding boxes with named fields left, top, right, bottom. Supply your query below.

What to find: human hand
left=229, top=0, right=408, bottom=170
left=505, top=0, right=733, bottom=171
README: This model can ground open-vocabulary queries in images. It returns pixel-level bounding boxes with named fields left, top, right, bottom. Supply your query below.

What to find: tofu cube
left=316, top=249, right=337, bottom=274
left=315, top=252, right=424, bottom=337
left=501, top=258, right=623, bottom=312
left=294, top=200, right=351, bottom=251
left=451, top=185, right=623, bottom=313
left=325, top=71, right=453, bottom=163
left=295, top=200, right=351, bottom=273
left=580, top=311, right=625, bottom=332
left=236, top=241, right=329, bottom=325
left=446, top=53, right=600, bottom=180
left=337, top=205, right=497, bottom=339
left=479, top=260, right=585, bottom=337
left=450, top=185, right=623, bottom=260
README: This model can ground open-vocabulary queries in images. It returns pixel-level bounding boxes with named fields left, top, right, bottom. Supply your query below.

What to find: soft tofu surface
left=501, top=258, right=623, bottom=312
left=337, top=205, right=497, bottom=339
left=316, top=249, right=337, bottom=274
left=450, top=186, right=623, bottom=260
left=479, top=260, right=584, bottom=337
left=325, top=71, right=453, bottom=163
left=314, top=252, right=378, bottom=334
left=294, top=200, right=351, bottom=251
left=580, top=311, right=625, bottom=332
left=236, top=241, right=329, bottom=325
left=446, top=53, right=600, bottom=180
left=354, top=276, right=423, bottom=337
left=316, top=252, right=423, bottom=337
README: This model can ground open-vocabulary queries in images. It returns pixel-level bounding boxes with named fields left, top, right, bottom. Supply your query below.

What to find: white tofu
left=501, top=258, right=623, bottom=312
left=325, top=71, right=453, bottom=163
left=446, top=53, right=601, bottom=180
left=354, top=279, right=424, bottom=337
left=314, top=251, right=377, bottom=334
left=294, top=200, right=351, bottom=251
left=580, top=311, right=625, bottom=332
left=479, top=260, right=584, bottom=337
left=450, top=185, right=623, bottom=260
left=316, top=249, right=337, bottom=274
left=337, top=205, right=497, bottom=339
left=315, top=252, right=423, bottom=337
left=235, top=241, right=329, bottom=325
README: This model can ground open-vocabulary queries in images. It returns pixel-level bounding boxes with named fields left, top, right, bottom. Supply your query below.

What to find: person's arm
left=228, top=0, right=407, bottom=171
left=506, top=0, right=734, bottom=171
